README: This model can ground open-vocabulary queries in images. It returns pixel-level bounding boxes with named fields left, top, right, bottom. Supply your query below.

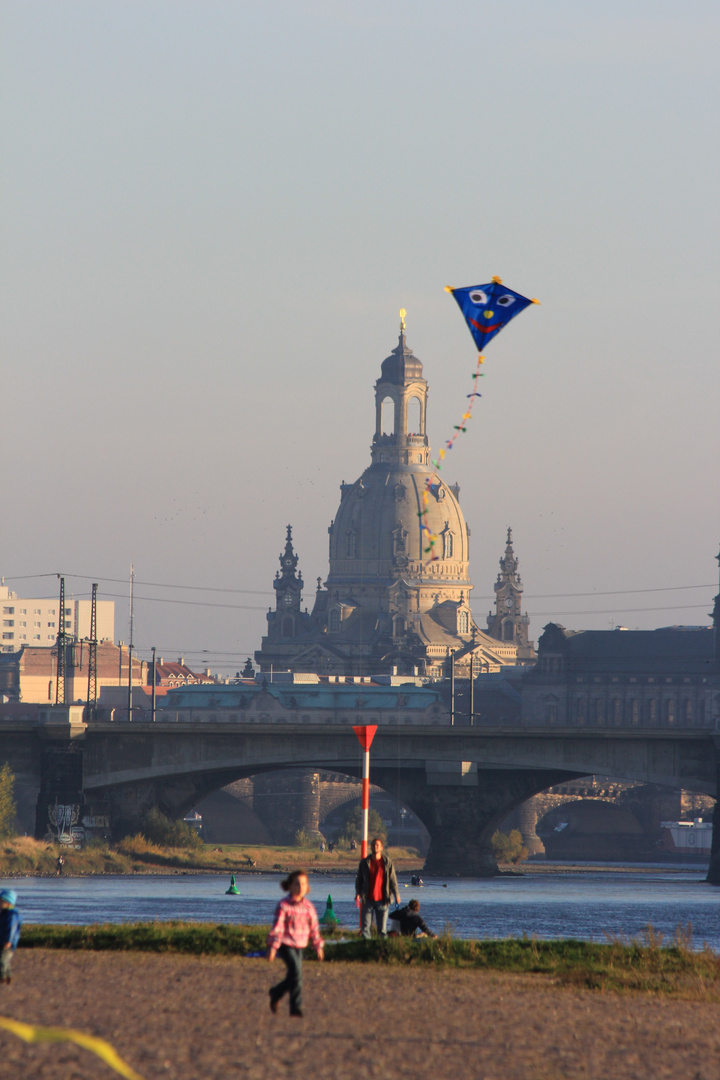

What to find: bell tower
left=273, top=525, right=303, bottom=613
left=371, top=311, right=430, bottom=468
left=486, top=528, right=534, bottom=661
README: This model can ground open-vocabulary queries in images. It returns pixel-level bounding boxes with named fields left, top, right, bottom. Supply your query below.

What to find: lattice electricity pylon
left=86, top=582, right=98, bottom=720
left=55, top=576, right=67, bottom=705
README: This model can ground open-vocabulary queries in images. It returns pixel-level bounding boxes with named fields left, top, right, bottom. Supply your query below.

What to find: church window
left=393, top=616, right=406, bottom=638
left=646, top=698, right=657, bottom=723
left=407, top=396, right=421, bottom=434
left=328, top=608, right=340, bottom=633
left=458, top=609, right=469, bottom=634
left=611, top=698, right=622, bottom=724
left=502, top=619, right=513, bottom=641
left=594, top=698, right=604, bottom=724
left=345, top=530, right=357, bottom=558
left=575, top=697, right=586, bottom=724
left=630, top=699, right=639, bottom=724
left=683, top=698, right=693, bottom=723
left=442, top=529, right=454, bottom=559
left=282, top=616, right=294, bottom=637
left=698, top=700, right=706, bottom=724
left=381, top=396, right=395, bottom=435
left=664, top=698, right=675, bottom=725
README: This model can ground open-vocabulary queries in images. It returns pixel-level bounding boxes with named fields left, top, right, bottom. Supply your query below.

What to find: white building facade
left=0, top=583, right=114, bottom=653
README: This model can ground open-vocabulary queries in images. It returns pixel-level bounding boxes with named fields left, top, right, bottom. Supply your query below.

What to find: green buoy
left=225, top=874, right=240, bottom=895
left=319, top=894, right=337, bottom=926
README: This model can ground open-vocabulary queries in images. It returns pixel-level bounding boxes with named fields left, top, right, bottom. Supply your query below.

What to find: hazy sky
left=2, top=1, right=718, bottom=675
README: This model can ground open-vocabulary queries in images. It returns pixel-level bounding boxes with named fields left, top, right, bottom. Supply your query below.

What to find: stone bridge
left=4, top=714, right=717, bottom=876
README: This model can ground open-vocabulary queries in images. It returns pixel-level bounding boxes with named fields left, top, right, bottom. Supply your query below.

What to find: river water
left=4, top=865, right=720, bottom=950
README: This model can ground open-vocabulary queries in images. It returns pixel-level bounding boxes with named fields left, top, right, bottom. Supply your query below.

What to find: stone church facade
left=255, top=320, right=533, bottom=678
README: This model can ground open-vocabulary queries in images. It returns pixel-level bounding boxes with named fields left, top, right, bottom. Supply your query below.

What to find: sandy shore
left=1, top=950, right=719, bottom=1079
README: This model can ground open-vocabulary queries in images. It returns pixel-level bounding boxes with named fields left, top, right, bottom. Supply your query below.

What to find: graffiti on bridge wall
left=46, top=803, right=84, bottom=847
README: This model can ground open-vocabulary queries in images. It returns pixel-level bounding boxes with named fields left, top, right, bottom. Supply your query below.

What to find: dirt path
left=1, top=950, right=719, bottom=1079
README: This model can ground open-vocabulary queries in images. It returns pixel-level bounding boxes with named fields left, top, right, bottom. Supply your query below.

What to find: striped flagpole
left=353, top=725, right=378, bottom=927
left=353, top=725, right=377, bottom=857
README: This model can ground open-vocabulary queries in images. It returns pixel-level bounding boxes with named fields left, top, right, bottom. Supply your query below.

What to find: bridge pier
left=373, top=764, right=579, bottom=877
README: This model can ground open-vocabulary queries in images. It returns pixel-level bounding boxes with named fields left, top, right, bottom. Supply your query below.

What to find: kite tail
left=419, top=352, right=485, bottom=559
left=0, top=1016, right=147, bottom=1080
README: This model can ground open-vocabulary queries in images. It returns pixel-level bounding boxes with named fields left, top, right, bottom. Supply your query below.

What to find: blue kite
left=445, top=277, right=538, bottom=354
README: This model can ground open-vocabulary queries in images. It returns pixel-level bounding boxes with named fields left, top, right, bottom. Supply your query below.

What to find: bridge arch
left=77, top=722, right=718, bottom=875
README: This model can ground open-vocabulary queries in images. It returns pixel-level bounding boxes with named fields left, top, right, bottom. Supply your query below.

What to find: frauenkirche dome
left=255, top=317, right=521, bottom=677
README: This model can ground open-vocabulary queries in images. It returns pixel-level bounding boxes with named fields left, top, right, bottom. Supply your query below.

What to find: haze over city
left=2, top=1, right=718, bottom=675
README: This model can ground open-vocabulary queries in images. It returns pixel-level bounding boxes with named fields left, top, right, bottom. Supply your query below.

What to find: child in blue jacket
left=0, top=889, right=21, bottom=984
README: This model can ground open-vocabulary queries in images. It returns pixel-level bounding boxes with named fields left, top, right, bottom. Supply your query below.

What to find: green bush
left=491, top=829, right=528, bottom=865
left=337, top=805, right=387, bottom=847
left=0, top=763, right=17, bottom=841
left=140, top=807, right=203, bottom=850
left=294, top=828, right=323, bottom=849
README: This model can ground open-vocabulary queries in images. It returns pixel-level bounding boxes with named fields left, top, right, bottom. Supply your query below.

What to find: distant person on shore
left=267, top=870, right=324, bottom=1018
left=389, top=899, right=437, bottom=939
left=355, top=837, right=399, bottom=938
left=55, top=853, right=65, bottom=876
left=349, top=838, right=357, bottom=852
left=0, top=889, right=22, bottom=984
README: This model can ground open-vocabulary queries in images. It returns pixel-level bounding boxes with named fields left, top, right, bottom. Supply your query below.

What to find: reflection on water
left=3, top=867, right=719, bottom=949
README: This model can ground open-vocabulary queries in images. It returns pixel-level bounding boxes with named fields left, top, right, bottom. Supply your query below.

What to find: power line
left=4, top=572, right=272, bottom=597
left=102, top=592, right=270, bottom=612
left=3, top=571, right=715, bottom=602
left=525, top=602, right=714, bottom=617
left=523, top=583, right=715, bottom=600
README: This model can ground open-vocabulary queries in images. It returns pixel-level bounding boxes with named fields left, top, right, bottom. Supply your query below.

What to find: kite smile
left=468, top=318, right=502, bottom=334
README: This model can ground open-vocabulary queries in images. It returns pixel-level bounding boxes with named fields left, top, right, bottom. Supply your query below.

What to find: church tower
left=486, top=528, right=535, bottom=662
left=370, top=311, right=430, bottom=469
left=255, top=316, right=521, bottom=677
left=260, top=526, right=312, bottom=660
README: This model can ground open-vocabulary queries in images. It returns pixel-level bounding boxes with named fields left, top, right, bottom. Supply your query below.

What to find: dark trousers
left=271, top=945, right=303, bottom=1014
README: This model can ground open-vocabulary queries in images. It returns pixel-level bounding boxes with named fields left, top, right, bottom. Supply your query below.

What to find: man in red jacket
left=355, top=837, right=400, bottom=938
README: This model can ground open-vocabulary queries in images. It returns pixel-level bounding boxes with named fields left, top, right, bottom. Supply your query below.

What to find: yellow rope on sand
left=0, top=1016, right=146, bottom=1080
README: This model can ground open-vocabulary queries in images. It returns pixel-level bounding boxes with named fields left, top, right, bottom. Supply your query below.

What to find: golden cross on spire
left=399, top=308, right=406, bottom=332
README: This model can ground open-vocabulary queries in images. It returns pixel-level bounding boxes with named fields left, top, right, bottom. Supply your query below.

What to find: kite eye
left=468, top=289, right=488, bottom=305
left=496, top=294, right=516, bottom=307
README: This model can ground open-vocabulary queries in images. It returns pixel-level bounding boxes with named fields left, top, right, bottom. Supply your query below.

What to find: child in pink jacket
left=267, top=869, right=324, bottom=1017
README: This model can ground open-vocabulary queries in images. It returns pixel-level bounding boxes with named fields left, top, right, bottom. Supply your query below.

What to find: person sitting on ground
left=389, top=898, right=437, bottom=939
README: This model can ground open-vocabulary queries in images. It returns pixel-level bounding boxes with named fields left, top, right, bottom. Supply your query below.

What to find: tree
left=141, top=807, right=203, bottom=850
left=491, top=829, right=528, bottom=865
left=337, top=805, right=387, bottom=847
left=0, top=763, right=17, bottom=841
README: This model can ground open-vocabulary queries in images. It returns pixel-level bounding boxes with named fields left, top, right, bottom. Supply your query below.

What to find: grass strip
left=20, top=922, right=720, bottom=997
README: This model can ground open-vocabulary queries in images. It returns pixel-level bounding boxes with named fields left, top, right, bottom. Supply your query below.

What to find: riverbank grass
left=0, top=836, right=422, bottom=876
left=19, top=922, right=720, bottom=998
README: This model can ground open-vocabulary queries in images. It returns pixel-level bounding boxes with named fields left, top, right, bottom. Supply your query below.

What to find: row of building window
left=2, top=607, right=71, bottom=616
left=544, top=695, right=708, bottom=724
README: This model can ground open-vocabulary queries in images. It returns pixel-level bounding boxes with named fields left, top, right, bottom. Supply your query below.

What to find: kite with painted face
left=419, top=278, right=538, bottom=559
left=446, top=278, right=538, bottom=354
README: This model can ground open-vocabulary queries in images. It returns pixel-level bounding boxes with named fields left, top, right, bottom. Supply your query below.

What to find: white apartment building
left=0, top=583, right=114, bottom=653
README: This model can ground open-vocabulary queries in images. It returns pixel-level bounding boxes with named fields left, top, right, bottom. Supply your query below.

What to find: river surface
left=4, top=865, right=720, bottom=949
